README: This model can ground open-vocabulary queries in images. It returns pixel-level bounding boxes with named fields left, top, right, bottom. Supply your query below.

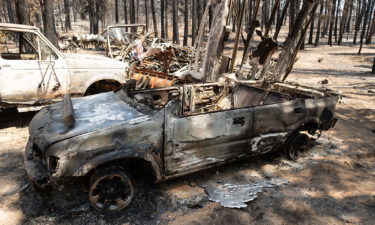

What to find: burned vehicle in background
left=0, top=23, right=128, bottom=109
left=25, top=79, right=338, bottom=213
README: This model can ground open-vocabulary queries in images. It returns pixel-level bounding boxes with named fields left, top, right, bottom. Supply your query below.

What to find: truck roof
left=0, top=23, right=39, bottom=31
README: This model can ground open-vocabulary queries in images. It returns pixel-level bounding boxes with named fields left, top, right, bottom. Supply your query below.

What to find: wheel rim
left=89, top=173, right=134, bottom=212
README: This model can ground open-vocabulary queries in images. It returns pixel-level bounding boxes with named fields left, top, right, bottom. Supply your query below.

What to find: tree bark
left=5, top=0, right=16, bottom=24
left=358, top=0, right=371, bottom=54
left=308, top=17, right=314, bottom=44
left=144, top=0, right=149, bottom=32
left=130, top=0, right=136, bottom=32
left=41, top=0, right=59, bottom=47
left=315, top=3, right=323, bottom=47
left=354, top=0, right=366, bottom=45
left=289, top=0, right=296, bottom=34
left=328, top=0, right=336, bottom=46
left=183, top=0, right=189, bottom=46
left=160, top=0, right=165, bottom=38
left=150, top=0, right=158, bottom=37
left=115, top=0, right=119, bottom=23
left=172, top=0, right=179, bottom=44
left=192, top=0, right=197, bottom=45
left=334, top=0, right=341, bottom=43
left=124, top=0, right=128, bottom=24
left=14, top=0, right=30, bottom=25
left=338, top=0, right=352, bottom=45
left=64, top=0, right=72, bottom=31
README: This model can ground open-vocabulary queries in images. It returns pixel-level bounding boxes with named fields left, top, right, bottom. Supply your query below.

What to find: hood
left=29, top=92, right=146, bottom=149
left=63, top=53, right=128, bottom=69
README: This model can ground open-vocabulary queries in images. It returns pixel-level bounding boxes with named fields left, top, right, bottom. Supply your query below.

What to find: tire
left=284, top=132, right=311, bottom=160
left=89, top=166, right=135, bottom=213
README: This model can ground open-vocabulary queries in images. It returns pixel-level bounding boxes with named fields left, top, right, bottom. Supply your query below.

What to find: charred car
left=0, top=23, right=128, bottom=108
left=24, top=80, right=338, bottom=213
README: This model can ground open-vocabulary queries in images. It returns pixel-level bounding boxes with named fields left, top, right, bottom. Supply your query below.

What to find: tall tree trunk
left=144, top=0, right=149, bottom=32
left=334, top=0, right=341, bottom=43
left=64, top=0, right=71, bottom=31
left=338, top=0, right=352, bottom=45
left=150, top=0, right=158, bottom=37
left=41, top=0, right=59, bottom=47
left=192, top=0, right=197, bottom=45
left=5, top=0, right=16, bottom=24
left=289, top=0, right=295, bottom=34
left=183, top=0, right=189, bottom=46
left=130, top=0, right=136, bottom=32
left=274, top=0, right=290, bottom=39
left=165, top=0, right=169, bottom=39
left=160, top=0, right=165, bottom=38
left=346, top=0, right=354, bottom=32
left=315, top=3, right=323, bottom=47
left=354, top=0, right=366, bottom=45
left=115, top=0, right=119, bottom=23
left=197, top=0, right=202, bottom=27
left=358, top=0, right=371, bottom=54
left=365, top=1, right=375, bottom=43
left=308, top=17, right=314, bottom=44
left=172, top=0, right=179, bottom=44
left=328, top=0, right=337, bottom=46
left=14, top=0, right=30, bottom=25
left=124, top=0, right=128, bottom=24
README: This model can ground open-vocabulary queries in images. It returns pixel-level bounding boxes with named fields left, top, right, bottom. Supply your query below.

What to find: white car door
left=0, top=30, right=68, bottom=105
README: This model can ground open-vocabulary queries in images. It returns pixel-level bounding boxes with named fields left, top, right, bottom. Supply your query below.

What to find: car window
left=0, top=31, right=38, bottom=60
left=0, top=30, right=57, bottom=61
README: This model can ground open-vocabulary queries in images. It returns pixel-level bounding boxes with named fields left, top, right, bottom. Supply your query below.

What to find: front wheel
left=89, top=166, right=135, bottom=213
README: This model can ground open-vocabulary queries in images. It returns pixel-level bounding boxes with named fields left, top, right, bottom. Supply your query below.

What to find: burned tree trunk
left=328, top=0, right=336, bottom=46
left=315, top=3, right=323, bottom=47
left=144, top=0, right=149, bottom=31
left=172, top=0, right=179, bottom=44
left=115, top=0, right=119, bottom=23
left=192, top=0, right=197, bottom=45
left=289, top=0, right=296, bottom=33
left=6, top=0, right=16, bottom=24
left=151, top=0, right=158, bottom=37
left=353, top=0, right=366, bottom=45
left=338, top=0, right=352, bottom=45
left=14, top=0, right=30, bottom=25
left=358, top=0, right=372, bottom=54
left=41, top=0, right=59, bottom=47
left=183, top=0, right=189, bottom=46
left=274, top=0, right=291, bottom=39
left=64, top=0, right=72, bottom=31
left=161, top=0, right=165, bottom=38
left=334, top=0, right=341, bottom=43
left=130, top=0, right=136, bottom=31
left=124, top=0, right=128, bottom=24
left=201, top=0, right=230, bottom=82
left=308, top=17, right=314, bottom=44
left=272, top=0, right=318, bottom=81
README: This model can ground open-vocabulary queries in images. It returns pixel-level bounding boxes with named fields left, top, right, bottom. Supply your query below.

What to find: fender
left=286, top=116, right=320, bottom=133
left=72, top=148, right=162, bottom=182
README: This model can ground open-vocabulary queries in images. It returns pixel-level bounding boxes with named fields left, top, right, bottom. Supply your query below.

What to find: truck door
left=163, top=87, right=253, bottom=177
left=0, top=30, right=68, bottom=105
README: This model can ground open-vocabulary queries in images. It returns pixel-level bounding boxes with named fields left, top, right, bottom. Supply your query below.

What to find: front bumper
left=24, top=139, right=50, bottom=188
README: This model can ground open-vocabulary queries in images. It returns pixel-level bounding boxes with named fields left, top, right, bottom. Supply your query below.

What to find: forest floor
left=0, top=42, right=374, bottom=224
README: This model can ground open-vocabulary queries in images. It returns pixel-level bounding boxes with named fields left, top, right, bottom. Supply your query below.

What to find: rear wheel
left=89, top=167, right=134, bottom=213
left=284, top=132, right=311, bottom=160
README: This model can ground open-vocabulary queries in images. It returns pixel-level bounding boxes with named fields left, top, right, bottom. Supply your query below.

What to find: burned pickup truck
left=24, top=80, right=338, bottom=213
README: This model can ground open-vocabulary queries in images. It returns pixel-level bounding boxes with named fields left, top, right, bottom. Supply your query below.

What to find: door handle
left=233, top=117, right=245, bottom=126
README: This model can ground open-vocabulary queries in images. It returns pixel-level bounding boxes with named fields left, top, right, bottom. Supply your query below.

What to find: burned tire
left=284, top=132, right=311, bottom=160
left=89, top=166, right=134, bottom=213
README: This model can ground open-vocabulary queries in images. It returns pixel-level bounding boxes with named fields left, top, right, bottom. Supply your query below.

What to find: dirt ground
left=0, top=43, right=374, bottom=225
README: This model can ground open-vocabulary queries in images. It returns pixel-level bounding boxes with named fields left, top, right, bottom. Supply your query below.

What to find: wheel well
left=86, top=157, right=157, bottom=185
left=84, top=79, right=122, bottom=96
left=296, top=122, right=319, bottom=134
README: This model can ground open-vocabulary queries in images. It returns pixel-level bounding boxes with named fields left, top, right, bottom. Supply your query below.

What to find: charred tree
left=289, top=0, right=296, bottom=33
left=315, top=3, right=323, bottom=47
left=144, top=0, right=149, bottom=31
left=334, top=0, right=341, bottom=43
left=338, top=0, right=351, bottom=45
left=5, top=0, right=16, bottom=24
left=358, top=0, right=372, bottom=54
left=328, top=0, right=337, bottom=46
left=14, top=0, right=30, bottom=25
left=130, top=0, right=136, bottom=31
left=161, top=0, right=165, bottom=38
left=353, top=0, right=366, bottom=44
left=64, top=0, right=72, bottom=31
left=308, top=17, right=314, bottom=44
left=40, top=0, right=59, bottom=47
left=123, top=0, right=128, bottom=24
left=115, top=0, right=119, bottom=23
left=183, top=0, right=189, bottom=46
left=172, top=0, right=179, bottom=44
left=151, top=0, right=158, bottom=37
left=192, top=0, right=197, bottom=45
